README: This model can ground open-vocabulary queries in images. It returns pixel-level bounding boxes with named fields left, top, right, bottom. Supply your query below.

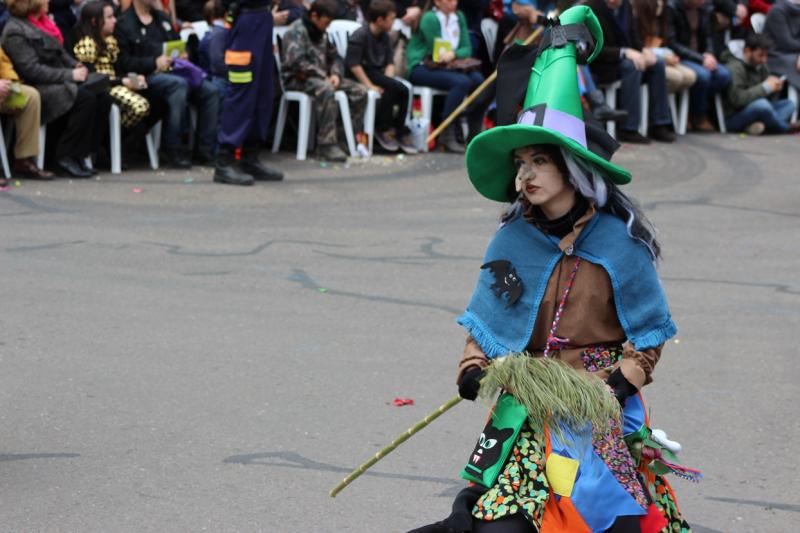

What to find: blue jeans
left=680, top=60, right=731, bottom=118
left=146, top=73, right=220, bottom=154
left=409, top=64, right=487, bottom=120
left=619, top=58, right=672, bottom=132
left=726, top=98, right=796, bottom=133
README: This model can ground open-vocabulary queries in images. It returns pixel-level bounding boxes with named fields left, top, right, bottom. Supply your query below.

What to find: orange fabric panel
left=541, top=491, right=591, bottom=533
left=225, top=50, right=252, bottom=66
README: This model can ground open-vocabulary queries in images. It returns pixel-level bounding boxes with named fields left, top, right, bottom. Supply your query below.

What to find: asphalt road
left=1, top=134, right=798, bottom=532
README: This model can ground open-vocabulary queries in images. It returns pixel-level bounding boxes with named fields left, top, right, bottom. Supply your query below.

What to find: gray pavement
left=0, top=134, right=798, bottom=533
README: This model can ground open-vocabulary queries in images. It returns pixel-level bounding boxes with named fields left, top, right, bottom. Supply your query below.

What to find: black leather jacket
left=666, top=0, right=715, bottom=63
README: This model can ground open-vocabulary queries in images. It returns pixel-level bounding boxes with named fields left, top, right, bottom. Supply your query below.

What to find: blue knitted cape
left=457, top=211, right=676, bottom=358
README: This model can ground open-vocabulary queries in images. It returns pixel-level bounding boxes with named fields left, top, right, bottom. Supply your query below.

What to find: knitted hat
left=465, top=6, right=631, bottom=203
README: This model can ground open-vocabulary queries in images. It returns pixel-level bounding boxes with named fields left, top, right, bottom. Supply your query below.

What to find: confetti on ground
left=320, top=162, right=327, bottom=168
left=132, top=188, right=143, bottom=193
left=397, top=154, right=405, bottom=160
left=14, top=180, right=21, bottom=187
left=0, top=186, right=9, bottom=192
left=674, top=339, right=681, bottom=344
left=318, top=287, right=328, bottom=293
left=393, top=397, right=414, bottom=407
left=183, top=178, right=194, bottom=183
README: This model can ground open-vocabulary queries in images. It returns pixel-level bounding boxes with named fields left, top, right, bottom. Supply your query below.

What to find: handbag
left=423, top=56, right=483, bottom=72
left=460, top=393, right=528, bottom=487
left=171, top=58, right=206, bottom=89
left=81, top=72, right=110, bottom=95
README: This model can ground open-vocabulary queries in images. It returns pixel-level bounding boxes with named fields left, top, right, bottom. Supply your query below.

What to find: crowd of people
left=1, top=0, right=799, bottom=186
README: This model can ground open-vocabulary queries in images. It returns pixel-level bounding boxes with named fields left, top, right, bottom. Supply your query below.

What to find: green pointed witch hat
left=465, top=6, right=631, bottom=203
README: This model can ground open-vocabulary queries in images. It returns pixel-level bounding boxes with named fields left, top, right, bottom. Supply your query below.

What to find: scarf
left=28, top=12, right=63, bottom=46
left=523, top=194, right=590, bottom=240
left=458, top=210, right=676, bottom=358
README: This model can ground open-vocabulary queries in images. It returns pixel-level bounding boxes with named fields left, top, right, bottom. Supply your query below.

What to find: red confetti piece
left=393, top=397, right=414, bottom=406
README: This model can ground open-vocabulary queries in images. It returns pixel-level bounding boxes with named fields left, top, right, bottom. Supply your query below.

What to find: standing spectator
left=667, top=0, right=732, bottom=131
left=633, top=0, right=697, bottom=93
left=346, top=0, right=417, bottom=153
left=281, top=0, right=367, bottom=162
left=764, top=0, right=800, bottom=93
left=176, top=0, right=205, bottom=21
left=115, top=0, right=220, bottom=168
left=722, top=32, right=798, bottom=132
left=74, top=1, right=165, bottom=135
left=584, top=0, right=676, bottom=143
left=711, top=0, right=748, bottom=54
left=48, top=0, right=77, bottom=49
left=1, top=0, right=111, bottom=177
left=406, top=0, right=491, bottom=152
left=212, top=0, right=284, bottom=185
left=0, top=46, right=53, bottom=179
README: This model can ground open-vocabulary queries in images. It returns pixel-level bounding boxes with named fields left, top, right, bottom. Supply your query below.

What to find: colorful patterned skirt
left=471, top=347, right=692, bottom=533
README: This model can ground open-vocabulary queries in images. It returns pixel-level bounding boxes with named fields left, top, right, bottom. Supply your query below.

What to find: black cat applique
left=481, top=260, right=523, bottom=308
left=466, top=425, right=515, bottom=474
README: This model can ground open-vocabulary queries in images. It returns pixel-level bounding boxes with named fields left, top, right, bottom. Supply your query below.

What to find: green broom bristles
left=479, top=353, right=620, bottom=437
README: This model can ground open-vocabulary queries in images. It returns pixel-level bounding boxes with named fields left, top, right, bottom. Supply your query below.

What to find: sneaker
left=745, top=121, right=765, bottom=136
left=617, top=130, right=652, bottom=144
left=318, top=144, right=348, bottom=162
left=398, top=134, right=419, bottom=155
left=690, top=116, right=715, bottom=132
left=375, top=129, right=399, bottom=152
left=648, top=125, right=676, bottom=143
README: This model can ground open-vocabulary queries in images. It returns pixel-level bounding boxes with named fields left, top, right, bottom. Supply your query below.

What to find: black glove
left=607, top=368, right=638, bottom=407
left=457, top=367, right=484, bottom=401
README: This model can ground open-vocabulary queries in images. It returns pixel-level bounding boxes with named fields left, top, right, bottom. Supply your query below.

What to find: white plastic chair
left=108, top=104, right=161, bottom=173
left=0, top=118, right=10, bottom=179
left=714, top=93, right=727, bottom=133
left=180, top=20, right=210, bottom=42
left=600, top=82, right=648, bottom=138
left=788, top=84, right=799, bottom=123
left=481, top=18, right=498, bottom=62
left=272, top=34, right=357, bottom=160
left=668, top=88, right=690, bottom=135
left=327, top=19, right=362, bottom=58
left=750, top=13, right=766, bottom=34
left=37, top=125, right=46, bottom=169
left=363, top=78, right=413, bottom=155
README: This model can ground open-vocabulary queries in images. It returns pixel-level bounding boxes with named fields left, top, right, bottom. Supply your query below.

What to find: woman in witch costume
left=409, top=6, right=696, bottom=533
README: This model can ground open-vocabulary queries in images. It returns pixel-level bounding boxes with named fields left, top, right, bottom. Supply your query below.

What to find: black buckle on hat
left=535, top=21, right=595, bottom=64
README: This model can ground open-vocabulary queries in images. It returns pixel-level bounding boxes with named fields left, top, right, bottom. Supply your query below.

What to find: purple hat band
left=517, top=105, right=587, bottom=148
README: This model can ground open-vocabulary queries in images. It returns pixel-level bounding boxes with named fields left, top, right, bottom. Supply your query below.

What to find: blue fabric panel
left=551, top=423, right=646, bottom=532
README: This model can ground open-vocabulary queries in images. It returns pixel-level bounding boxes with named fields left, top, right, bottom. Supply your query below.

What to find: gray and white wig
left=559, top=148, right=661, bottom=261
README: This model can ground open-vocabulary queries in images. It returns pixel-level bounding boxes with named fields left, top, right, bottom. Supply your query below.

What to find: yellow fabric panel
left=545, top=453, right=579, bottom=497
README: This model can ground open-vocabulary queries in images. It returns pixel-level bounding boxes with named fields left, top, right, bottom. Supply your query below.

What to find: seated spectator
left=406, top=0, right=491, bottom=152
left=585, top=0, right=676, bottom=143
left=498, top=0, right=554, bottom=45
left=667, top=0, right=732, bottom=131
left=0, top=46, right=52, bottom=180
left=74, top=1, right=166, bottom=138
left=176, top=0, right=205, bottom=22
left=197, top=0, right=228, bottom=101
left=346, top=0, right=417, bottom=153
left=115, top=0, right=220, bottom=168
left=633, top=0, right=697, bottom=93
left=711, top=0, right=748, bottom=54
left=1, top=0, right=112, bottom=178
left=281, top=0, right=367, bottom=162
left=722, top=32, right=798, bottom=132
left=272, top=0, right=307, bottom=27
left=764, top=0, right=800, bottom=93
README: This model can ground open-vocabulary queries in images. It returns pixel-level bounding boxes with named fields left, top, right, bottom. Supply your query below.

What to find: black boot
left=586, top=89, right=628, bottom=123
left=214, top=147, right=254, bottom=186
left=240, top=147, right=283, bottom=181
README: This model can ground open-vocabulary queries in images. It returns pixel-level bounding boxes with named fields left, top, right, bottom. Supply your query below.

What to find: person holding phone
left=721, top=32, right=799, bottom=134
